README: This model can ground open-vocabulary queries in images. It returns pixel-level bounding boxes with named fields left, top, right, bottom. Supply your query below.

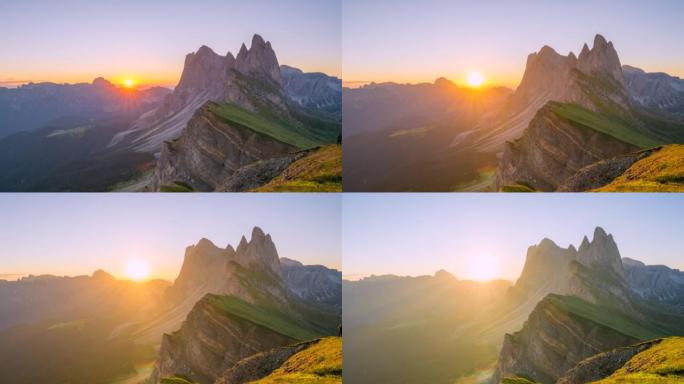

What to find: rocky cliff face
left=149, top=228, right=341, bottom=384
left=215, top=339, right=318, bottom=384
left=557, top=339, right=662, bottom=384
left=111, top=34, right=290, bottom=153
left=496, top=103, right=639, bottom=191
left=512, top=227, right=631, bottom=308
left=152, top=295, right=297, bottom=384
left=623, top=257, right=684, bottom=314
left=623, top=65, right=684, bottom=117
left=492, top=295, right=641, bottom=384
left=280, top=65, right=342, bottom=120
left=475, top=34, right=630, bottom=151
left=153, top=102, right=298, bottom=191
left=280, top=257, right=342, bottom=311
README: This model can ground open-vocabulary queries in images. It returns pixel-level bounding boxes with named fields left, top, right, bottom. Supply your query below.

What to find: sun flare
left=466, top=71, right=485, bottom=88
left=125, top=259, right=150, bottom=281
left=467, top=255, right=498, bottom=281
left=123, top=78, right=135, bottom=88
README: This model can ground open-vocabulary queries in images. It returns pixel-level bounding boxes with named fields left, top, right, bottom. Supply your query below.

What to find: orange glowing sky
left=343, top=0, right=684, bottom=89
left=0, top=0, right=341, bottom=88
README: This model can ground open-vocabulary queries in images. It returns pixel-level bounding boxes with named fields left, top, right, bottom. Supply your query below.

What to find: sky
left=343, top=194, right=684, bottom=282
left=343, top=0, right=684, bottom=88
left=0, top=0, right=340, bottom=88
left=0, top=194, right=341, bottom=281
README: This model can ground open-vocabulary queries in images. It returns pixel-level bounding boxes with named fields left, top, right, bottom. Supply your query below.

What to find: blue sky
left=0, top=0, right=340, bottom=87
left=343, top=194, right=684, bottom=280
left=0, top=194, right=341, bottom=280
left=344, top=0, right=684, bottom=86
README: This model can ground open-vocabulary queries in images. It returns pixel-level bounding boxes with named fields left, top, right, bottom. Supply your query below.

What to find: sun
left=125, top=259, right=150, bottom=281
left=466, top=71, right=485, bottom=88
left=123, top=78, right=135, bottom=88
left=467, top=255, right=498, bottom=281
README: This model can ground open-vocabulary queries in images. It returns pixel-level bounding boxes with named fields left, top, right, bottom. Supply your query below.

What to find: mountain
left=622, top=257, right=684, bottom=315
left=0, top=35, right=340, bottom=192
left=492, top=228, right=684, bottom=383
left=344, top=227, right=684, bottom=384
left=623, top=65, right=684, bottom=118
left=343, top=79, right=511, bottom=191
left=0, top=272, right=170, bottom=384
left=280, top=257, right=342, bottom=311
left=0, top=80, right=170, bottom=191
left=343, top=271, right=512, bottom=383
left=496, top=35, right=684, bottom=191
left=476, top=34, right=630, bottom=152
left=123, top=34, right=342, bottom=192
left=0, top=78, right=169, bottom=138
left=281, top=65, right=342, bottom=120
left=151, top=227, right=341, bottom=384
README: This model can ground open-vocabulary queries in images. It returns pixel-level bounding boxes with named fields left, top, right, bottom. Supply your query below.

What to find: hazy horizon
left=0, top=194, right=341, bottom=281
left=0, top=0, right=341, bottom=88
left=343, top=0, right=684, bottom=88
left=342, top=194, right=684, bottom=281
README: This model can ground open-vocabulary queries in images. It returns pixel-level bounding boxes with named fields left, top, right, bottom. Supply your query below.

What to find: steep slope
left=591, top=337, right=684, bottom=383
left=150, top=228, right=341, bottom=384
left=251, top=144, right=342, bottom=192
left=492, top=294, right=649, bottom=384
left=591, top=144, right=684, bottom=191
left=280, top=257, right=342, bottom=311
left=492, top=229, right=684, bottom=383
left=143, top=36, right=340, bottom=191
left=475, top=34, right=631, bottom=152
left=496, top=35, right=684, bottom=191
left=217, top=337, right=342, bottom=384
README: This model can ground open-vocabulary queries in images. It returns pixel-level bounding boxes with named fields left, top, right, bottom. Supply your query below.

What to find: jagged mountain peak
left=594, top=33, right=608, bottom=48
left=593, top=226, right=609, bottom=240
left=235, top=33, right=282, bottom=86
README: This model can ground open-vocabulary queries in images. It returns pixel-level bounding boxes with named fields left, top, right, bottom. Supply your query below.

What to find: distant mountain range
left=0, top=34, right=342, bottom=192
left=343, top=227, right=684, bottom=384
left=344, top=34, right=684, bottom=192
left=0, top=227, right=341, bottom=384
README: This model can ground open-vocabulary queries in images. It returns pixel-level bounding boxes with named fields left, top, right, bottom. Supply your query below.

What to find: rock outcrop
left=557, top=148, right=655, bottom=191
left=496, top=103, right=639, bottom=191
left=492, top=295, right=641, bottom=384
left=153, top=102, right=298, bottom=191
left=475, top=34, right=630, bottom=151
left=215, top=339, right=318, bottom=384
left=151, top=295, right=297, bottom=384
left=511, top=227, right=631, bottom=309
left=111, top=34, right=290, bottom=152
left=557, top=339, right=662, bottom=384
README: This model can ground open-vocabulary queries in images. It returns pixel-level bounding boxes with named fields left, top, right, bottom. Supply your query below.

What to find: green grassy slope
left=595, top=337, right=684, bottom=384
left=251, top=337, right=342, bottom=384
left=550, top=103, right=662, bottom=148
left=596, top=144, right=684, bottom=192
left=208, top=103, right=337, bottom=150
left=253, top=145, right=342, bottom=192
left=207, top=295, right=320, bottom=341
left=548, top=295, right=663, bottom=340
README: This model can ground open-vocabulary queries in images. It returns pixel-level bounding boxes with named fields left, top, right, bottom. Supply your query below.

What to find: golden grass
left=251, top=337, right=342, bottom=384
left=252, top=145, right=342, bottom=192
left=594, top=337, right=684, bottom=383
left=596, top=145, right=684, bottom=192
